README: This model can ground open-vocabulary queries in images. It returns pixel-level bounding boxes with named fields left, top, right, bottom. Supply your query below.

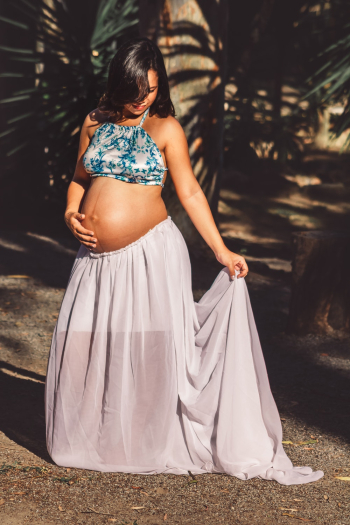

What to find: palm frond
left=304, top=16, right=350, bottom=140
left=0, top=0, right=138, bottom=200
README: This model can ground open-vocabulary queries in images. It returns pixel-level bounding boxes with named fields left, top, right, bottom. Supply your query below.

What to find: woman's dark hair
left=98, top=37, right=175, bottom=122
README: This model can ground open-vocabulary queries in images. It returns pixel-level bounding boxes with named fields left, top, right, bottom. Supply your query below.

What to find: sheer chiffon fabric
left=45, top=216, right=324, bottom=485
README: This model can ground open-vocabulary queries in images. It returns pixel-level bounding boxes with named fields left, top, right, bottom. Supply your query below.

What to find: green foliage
left=224, top=80, right=316, bottom=165
left=224, top=1, right=350, bottom=166
left=0, top=0, right=138, bottom=201
left=304, top=18, right=350, bottom=144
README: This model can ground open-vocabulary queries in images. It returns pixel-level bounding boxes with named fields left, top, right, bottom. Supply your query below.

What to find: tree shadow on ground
left=0, top=361, right=51, bottom=463
left=0, top=230, right=79, bottom=289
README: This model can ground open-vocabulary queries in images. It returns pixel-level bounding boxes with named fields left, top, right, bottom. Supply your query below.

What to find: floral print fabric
left=83, top=107, right=168, bottom=187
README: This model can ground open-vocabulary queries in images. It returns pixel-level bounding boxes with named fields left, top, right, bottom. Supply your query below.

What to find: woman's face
left=124, top=69, right=159, bottom=116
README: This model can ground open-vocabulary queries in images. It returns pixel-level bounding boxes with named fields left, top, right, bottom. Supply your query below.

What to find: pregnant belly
left=80, top=177, right=168, bottom=253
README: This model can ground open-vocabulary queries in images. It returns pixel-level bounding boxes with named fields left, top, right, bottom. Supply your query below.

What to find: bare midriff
left=80, top=176, right=168, bottom=254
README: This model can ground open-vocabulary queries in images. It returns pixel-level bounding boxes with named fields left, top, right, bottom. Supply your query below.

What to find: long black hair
left=98, top=37, right=175, bottom=121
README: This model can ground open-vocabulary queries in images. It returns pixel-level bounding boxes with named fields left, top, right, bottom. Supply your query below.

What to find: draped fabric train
left=45, top=216, right=324, bottom=485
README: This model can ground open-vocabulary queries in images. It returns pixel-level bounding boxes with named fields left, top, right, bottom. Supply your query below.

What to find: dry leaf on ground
left=85, top=507, right=114, bottom=516
left=156, top=487, right=168, bottom=494
left=282, top=514, right=312, bottom=521
left=282, top=439, right=317, bottom=446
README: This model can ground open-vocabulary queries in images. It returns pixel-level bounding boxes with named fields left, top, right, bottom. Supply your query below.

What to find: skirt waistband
left=88, top=215, right=172, bottom=258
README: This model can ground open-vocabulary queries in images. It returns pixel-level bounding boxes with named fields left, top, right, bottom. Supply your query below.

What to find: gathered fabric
left=45, top=216, right=323, bottom=485
left=82, top=106, right=167, bottom=187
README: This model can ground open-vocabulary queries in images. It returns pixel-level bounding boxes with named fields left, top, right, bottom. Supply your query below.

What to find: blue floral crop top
left=83, top=107, right=168, bottom=187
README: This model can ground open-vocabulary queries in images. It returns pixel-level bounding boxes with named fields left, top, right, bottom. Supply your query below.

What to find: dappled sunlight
left=282, top=174, right=322, bottom=187
left=272, top=195, right=319, bottom=210
left=0, top=229, right=79, bottom=287
left=245, top=255, right=291, bottom=273
left=0, top=363, right=45, bottom=384
left=26, top=232, right=77, bottom=256
left=219, top=224, right=285, bottom=246
left=218, top=150, right=350, bottom=277
left=0, top=238, right=27, bottom=253
left=267, top=207, right=323, bottom=229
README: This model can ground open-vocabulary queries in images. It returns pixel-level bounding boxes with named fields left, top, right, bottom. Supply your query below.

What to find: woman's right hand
left=64, top=211, right=97, bottom=250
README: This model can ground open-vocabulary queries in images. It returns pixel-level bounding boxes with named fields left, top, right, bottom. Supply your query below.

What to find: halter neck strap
left=139, top=107, right=149, bottom=127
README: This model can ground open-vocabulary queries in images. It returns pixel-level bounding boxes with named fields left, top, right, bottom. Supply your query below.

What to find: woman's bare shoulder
left=154, top=114, right=186, bottom=140
left=83, top=107, right=110, bottom=137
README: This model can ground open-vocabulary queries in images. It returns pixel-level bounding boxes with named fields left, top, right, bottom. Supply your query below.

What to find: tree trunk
left=287, top=231, right=350, bottom=335
left=139, top=0, right=228, bottom=245
left=236, top=0, right=276, bottom=76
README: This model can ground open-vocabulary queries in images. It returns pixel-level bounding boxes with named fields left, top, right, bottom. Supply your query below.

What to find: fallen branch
left=80, top=507, right=115, bottom=516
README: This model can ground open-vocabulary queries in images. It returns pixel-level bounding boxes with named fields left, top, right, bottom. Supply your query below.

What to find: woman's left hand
left=215, top=249, right=249, bottom=279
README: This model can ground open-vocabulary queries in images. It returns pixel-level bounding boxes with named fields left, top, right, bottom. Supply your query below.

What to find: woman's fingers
left=75, top=232, right=97, bottom=247
left=70, top=219, right=97, bottom=244
left=71, top=218, right=95, bottom=237
left=230, top=258, right=249, bottom=279
left=65, top=213, right=97, bottom=249
left=237, top=260, right=249, bottom=278
left=76, top=227, right=96, bottom=240
left=215, top=249, right=249, bottom=280
left=81, top=241, right=96, bottom=250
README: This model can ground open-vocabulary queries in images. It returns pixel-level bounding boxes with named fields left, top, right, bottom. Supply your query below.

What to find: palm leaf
left=304, top=16, right=350, bottom=140
left=0, top=0, right=139, bottom=199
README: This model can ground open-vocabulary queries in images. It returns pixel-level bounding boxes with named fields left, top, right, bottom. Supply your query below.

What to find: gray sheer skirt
left=45, top=216, right=323, bottom=485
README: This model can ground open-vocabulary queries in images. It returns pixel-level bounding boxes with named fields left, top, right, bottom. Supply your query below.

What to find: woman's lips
left=132, top=104, right=146, bottom=109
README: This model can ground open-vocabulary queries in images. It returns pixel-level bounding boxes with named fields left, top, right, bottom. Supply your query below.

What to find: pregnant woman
left=45, top=37, right=323, bottom=485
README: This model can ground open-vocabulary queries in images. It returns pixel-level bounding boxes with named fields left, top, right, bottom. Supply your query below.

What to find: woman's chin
left=125, top=103, right=147, bottom=114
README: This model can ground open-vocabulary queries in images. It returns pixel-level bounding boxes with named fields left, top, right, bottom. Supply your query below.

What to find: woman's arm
left=163, top=117, right=248, bottom=279
left=64, top=115, right=97, bottom=250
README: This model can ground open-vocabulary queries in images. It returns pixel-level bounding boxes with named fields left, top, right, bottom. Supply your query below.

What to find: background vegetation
left=1, top=0, right=350, bottom=236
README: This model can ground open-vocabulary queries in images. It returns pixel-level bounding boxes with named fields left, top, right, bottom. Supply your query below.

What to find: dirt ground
left=0, top=152, right=349, bottom=524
